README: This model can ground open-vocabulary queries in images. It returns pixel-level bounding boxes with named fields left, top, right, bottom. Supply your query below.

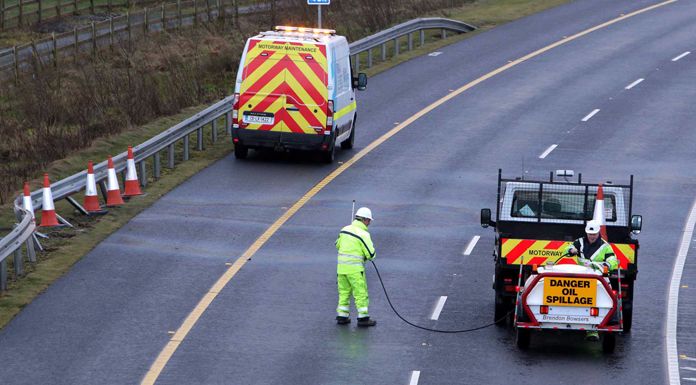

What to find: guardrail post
left=211, top=120, right=217, bottom=143
left=91, top=22, right=97, bottom=56
left=367, top=48, right=372, bottom=68
left=420, top=30, right=425, bottom=46
left=74, top=27, right=78, bottom=62
left=442, top=28, right=447, bottom=39
left=26, top=237, right=36, bottom=263
left=352, top=54, right=358, bottom=73
left=161, top=3, right=165, bottom=31
left=154, top=152, right=161, bottom=179
left=38, top=0, right=42, bottom=23
left=90, top=0, right=94, bottom=14
left=99, top=180, right=109, bottom=202
left=206, top=0, right=211, bottom=22
left=13, top=45, right=18, bottom=82
left=73, top=0, right=77, bottom=14
left=144, top=7, right=149, bottom=32
left=109, top=16, right=114, bottom=49
left=225, top=112, right=232, bottom=135
left=127, top=11, right=131, bottom=43
left=168, top=144, right=175, bottom=168
left=193, top=0, right=197, bottom=27
left=408, top=32, right=413, bottom=51
left=177, top=0, right=181, bottom=31
left=18, top=0, right=23, bottom=27
left=1, top=258, right=7, bottom=292
left=394, top=37, right=399, bottom=56
left=57, top=0, right=61, bottom=17
left=13, top=246, right=23, bottom=277
left=138, top=161, right=147, bottom=187
left=52, top=32, right=57, bottom=68
left=1, top=0, right=5, bottom=31
left=197, top=127, right=204, bottom=150
left=381, top=43, right=386, bottom=61
left=183, top=136, right=190, bottom=160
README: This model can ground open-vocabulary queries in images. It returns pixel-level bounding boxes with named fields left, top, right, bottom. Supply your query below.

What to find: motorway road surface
left=1, top=0, right=696, bottom=384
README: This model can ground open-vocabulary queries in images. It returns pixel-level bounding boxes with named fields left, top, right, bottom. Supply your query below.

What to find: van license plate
left=243, top=111, right=274, bottom=125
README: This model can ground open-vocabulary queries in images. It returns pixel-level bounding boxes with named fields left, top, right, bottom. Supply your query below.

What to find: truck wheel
left=515, top=328, right=530, bottom=349
left=340, top=120, right=355, bottom=150
left=234, top=144, right=248, bottom=159
left=622, top=304, right=632, bottom=333
left=494, top=295, right=508, bottom=326
left=602, top=333, right=616, bottom=353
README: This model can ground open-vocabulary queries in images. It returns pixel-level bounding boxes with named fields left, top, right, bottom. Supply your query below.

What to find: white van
left=231, top=26, right=367, bottom=162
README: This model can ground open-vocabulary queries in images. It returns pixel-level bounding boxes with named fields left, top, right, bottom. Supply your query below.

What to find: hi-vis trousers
left=336, top=271, right=369, bottom=319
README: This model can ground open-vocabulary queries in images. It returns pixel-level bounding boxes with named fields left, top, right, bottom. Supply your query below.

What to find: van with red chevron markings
left=231, top=26, right=367, bottom=163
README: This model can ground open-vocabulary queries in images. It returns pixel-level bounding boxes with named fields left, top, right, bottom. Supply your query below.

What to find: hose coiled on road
left=370, top=260, right=509, bottom=333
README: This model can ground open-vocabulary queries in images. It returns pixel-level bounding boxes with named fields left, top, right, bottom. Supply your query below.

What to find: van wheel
left=515, top=328, right=530, bottom=349
left=234, top=144, right=248, bottom=159
left=341, top=120, right=355, bottom=149
left=322, top=143, right=335, bottom=163
left=602, top=333, right=616, bottom=354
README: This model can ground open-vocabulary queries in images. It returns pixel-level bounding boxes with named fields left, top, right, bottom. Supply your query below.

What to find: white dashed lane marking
left=672, top=51, right=690, bottom=61
left=539, top=144, right=557, bottom=159
left=625, top=78, right=644, bottom=89
left=409, top=370, right=421, bottom=385
left=463, top=235, right=481, bottom=256
left=431, top=296, right=448, bottom=320
left=581, top=109, right=600, bottom=121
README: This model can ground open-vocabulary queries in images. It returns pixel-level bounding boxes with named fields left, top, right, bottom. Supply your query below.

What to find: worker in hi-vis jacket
left=335, top=207, right=376, bottom=327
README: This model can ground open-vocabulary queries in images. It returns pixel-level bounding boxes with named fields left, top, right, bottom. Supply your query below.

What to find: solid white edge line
left=683, top=379, right=696, bottom=382
left=581, top=109, right=600, bottom=122
left=625, top=78, right=644, bottom=89
left=409, top=370, right=421, bottom=385
left=683, top=356, right=696, bottom=362
left=463, top=235, right=481, bottom=256
left=683, top=367, right=696, bottom=371
left=431, top=296, right=448, bottom=320
left=672, top=51, right=691, bottom=61
left=539, top=144, right=558, bottom=159
left=668, top=199, right=696, bottom=385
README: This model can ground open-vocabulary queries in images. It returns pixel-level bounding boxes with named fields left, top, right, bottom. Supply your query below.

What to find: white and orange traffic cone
left=593, top=184, right=608, bottom=241
left=22, top=181, right=35, bottom=222
left=39, top=173, right=60, bottom=227
left=106, top=156, right=124, bottom=207
left=83, top=160, right=103, bottom=212
left=123, top=146, right=142, bottom=197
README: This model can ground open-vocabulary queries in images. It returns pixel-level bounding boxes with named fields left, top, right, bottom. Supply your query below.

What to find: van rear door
left=239, top=39, right=328, bottom=136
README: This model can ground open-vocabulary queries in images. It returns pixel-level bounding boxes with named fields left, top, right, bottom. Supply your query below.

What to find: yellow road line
left=141, top=1, right=677, bottom=383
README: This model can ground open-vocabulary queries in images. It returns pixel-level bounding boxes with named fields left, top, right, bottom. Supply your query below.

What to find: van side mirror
left=353, top=73, right=367, bottom=91
left=630, top=214, right=642, bottom=234
left=481, top=208, right=495, bottom=228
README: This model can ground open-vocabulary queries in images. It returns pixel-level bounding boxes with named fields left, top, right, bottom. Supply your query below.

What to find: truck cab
left=481, top=169, right=642, bottom=331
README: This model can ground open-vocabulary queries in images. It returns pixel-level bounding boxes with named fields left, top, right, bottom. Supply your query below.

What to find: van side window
left=336, top=56, right=350, bottom=94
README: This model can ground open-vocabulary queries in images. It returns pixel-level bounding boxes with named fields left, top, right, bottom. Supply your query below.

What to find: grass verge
left=0, top=105, right=233, bottom=328
left=0, top=0, right=571, bottom=329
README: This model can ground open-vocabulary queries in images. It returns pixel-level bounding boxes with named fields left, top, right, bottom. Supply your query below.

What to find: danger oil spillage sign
left=543, top=277, right=597, bottom=306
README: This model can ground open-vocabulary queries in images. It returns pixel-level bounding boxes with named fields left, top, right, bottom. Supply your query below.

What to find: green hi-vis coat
left=336, top=220, right=376, bottom=274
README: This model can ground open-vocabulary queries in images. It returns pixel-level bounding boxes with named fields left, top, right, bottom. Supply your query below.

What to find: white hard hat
left=355, top=207, right=373, bottom=220
left=585, top=220, right=601, bottom=234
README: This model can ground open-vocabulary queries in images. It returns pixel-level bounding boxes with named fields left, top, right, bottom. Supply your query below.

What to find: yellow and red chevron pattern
left=502, top=238, right=635, bottom=268
left=239, top=39, right=328, bottom=134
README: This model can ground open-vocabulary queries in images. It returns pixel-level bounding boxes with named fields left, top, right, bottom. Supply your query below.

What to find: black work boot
left=336, top=316, right=351, bottom=325
left=357, top=317, right=376, bottom=327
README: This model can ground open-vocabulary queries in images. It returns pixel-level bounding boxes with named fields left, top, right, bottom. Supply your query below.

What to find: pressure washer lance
left=370, top=260, right=509, bottom=333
